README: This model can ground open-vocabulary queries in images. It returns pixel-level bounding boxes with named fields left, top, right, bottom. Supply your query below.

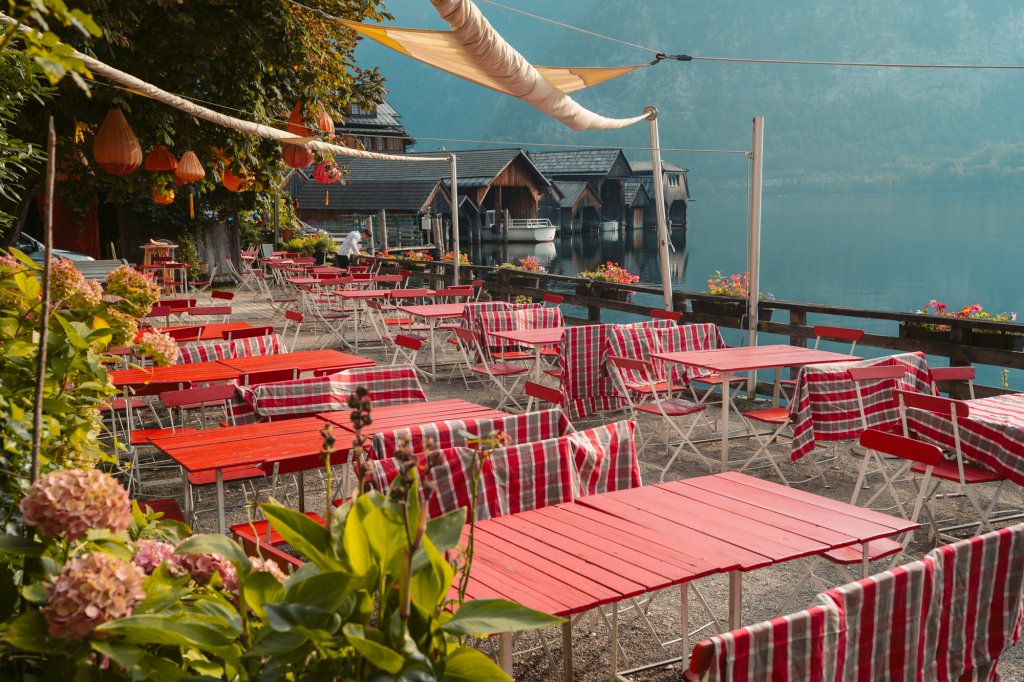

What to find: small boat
left=504, top=218, right=557, bottom=243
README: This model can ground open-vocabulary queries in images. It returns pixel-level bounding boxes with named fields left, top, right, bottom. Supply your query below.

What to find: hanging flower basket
left=899, top=323, right=1024, bottom=351
left=690, top=297, right=774, bottom=321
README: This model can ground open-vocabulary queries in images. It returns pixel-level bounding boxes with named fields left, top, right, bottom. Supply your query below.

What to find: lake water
left=464, top=192, right=1024, bottom=389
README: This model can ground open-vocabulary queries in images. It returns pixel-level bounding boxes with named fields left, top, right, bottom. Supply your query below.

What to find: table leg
left=498, top=632, right=513, bottom=675
left=680, top=584, right=690, bottom=664
left=772, top=368, right=782, bottom=407
left=610, top=601, right=619, bottom=681
left=861, top=541, right=870, bottom=578
left=182, top=466, right=192, bottom=524
left=720, top=371, right=734, bottom=472
left=216, top=469, right=226, bottom=535
left=562, top=621, right=573, bottom=682
left=298, top=471, right=306, bottom=512
left=429, top=318, right=438, bottom=378
left=728, top=571, right=742, bottom=629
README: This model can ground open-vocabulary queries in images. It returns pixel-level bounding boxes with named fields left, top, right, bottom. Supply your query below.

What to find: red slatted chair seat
left=633, top=397, right=704, bottom=417
left=472, top=361, right=527, bottom=377
left=100, top=397, right=148, bottom=412
left=821, top=537, right=903, bottom=564
left=742, top=407, right=790, bottom=425
left=139, top=498, right=186, bottom=523
left=129, top=427, right=200, bottom=446
left=910, top=459, right=1005, bottom=484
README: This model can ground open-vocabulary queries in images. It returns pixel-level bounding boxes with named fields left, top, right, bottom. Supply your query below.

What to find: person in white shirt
left=334, top=229, right=370, bottom=268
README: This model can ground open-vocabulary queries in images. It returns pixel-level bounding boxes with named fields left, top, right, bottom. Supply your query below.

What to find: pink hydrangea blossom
left=43, top=552, right=146, bottom=640
left=132, top=539, right=176, bottom=574
left=168, top=550, right=238, bottom=593
left=250, top=557, right=288, bottom=582
left=20, top=469, right=130, bottom=541
left=50, top=258, right=103, bottom=309
left=137, top=329, right=179, bottom=366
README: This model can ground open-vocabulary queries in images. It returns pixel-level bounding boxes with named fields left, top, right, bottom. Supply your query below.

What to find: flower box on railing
left=899, top=323, right=1024, bottom=352
left=575, top=282, right=631, bottom=302
left=690, top=297, right=774, bottom=321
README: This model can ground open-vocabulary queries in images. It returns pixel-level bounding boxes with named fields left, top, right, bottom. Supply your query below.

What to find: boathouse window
left=668, top=174, right=680, bottom=187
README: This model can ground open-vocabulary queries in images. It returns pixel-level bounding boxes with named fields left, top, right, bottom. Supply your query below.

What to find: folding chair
left=607, top=355, right=706, bottom=480
left=648, top=307, right=682, bottom=323
left=848, top=364, right=911, bottom=501
left=225, top=256, right=259, bottom=295
left=389, top=335, right=426, bottom=378
left=211, top=290, right=235, bottom=303
left=930, top=365, right=976, bottom=399
left=189, top=262, right=218, bottom=293
left=780, top=325, right=864, bottom=401
left=280, top=310, right=304, bottom=352
left=897, top=390, right=1009, bottom=541
left=452, top=327, right=527, bottom=411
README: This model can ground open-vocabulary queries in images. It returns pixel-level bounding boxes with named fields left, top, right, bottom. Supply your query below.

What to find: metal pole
left=646, top=106, right=672, bottom=311
left=448, top=153, right=460, bottom=285
left=30, top=117, right=56, bottom=483
left=746, top=117, right=765, bottom=390
left=272, top=193, right=280, bottom=245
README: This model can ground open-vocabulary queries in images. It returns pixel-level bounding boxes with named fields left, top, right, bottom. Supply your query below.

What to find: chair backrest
left=859, top=428, right=942, bottom=467
left=606, top=355, right=659, bottom=407
left=144, top=305, right=172, bottom=320
left=284, top=310, right=303, bottom=324
left=895, top=388, right=970, bottom=420
left=812, top=324, right=864, bottom=350
left=543, top=293, right=563, bottom=305
left=212, top=290, right=234, bottom=301
left=130, top=380, right=191, bottom=398
left=164, top=325, right=205, bottom=342
left=388, top=288, right=433, bottom=300
left=225, top=326, right=275, bottom=342
left=244, top=369, right=298, bottom=386
left=186, top=306, right=231, bottom=317
left=848, top=364, right=913, bottom=429
left=685, top=602, right=843, bottom=682
left=525, top=381, right=563, bottom=406
left=649, top=308, right=682, bottom=322
left=435, top=286, right=473, bottom=301
left=159, top=383, right=237, bottom=409
left=159, top=298, right=196, bottom=311
left=930, top=365, right=976, bottom=399
left=569, top=419, right=640, bottom=495
left=394, top=334, right=423, bottom=351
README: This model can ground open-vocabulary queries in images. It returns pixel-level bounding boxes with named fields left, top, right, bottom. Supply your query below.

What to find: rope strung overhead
left=0, top=13, right=446, bottom=163
left=291, top=0, right=653, bottom=131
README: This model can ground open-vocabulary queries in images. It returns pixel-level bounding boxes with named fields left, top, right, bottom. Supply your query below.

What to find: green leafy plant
left=176, top=233, right=204, bottom=279
left=0, top=395, right=561, bottom=680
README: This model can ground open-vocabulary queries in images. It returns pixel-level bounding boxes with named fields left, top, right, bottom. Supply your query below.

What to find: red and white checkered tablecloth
left=569, top=419, right=640, bottom=495
left=905, top=392, right=1024, bottom=487
left=251, top=365, right=425, bottom=419
left=685, top=603, right=842, bottom=682
left=369, top=408, right=572, bottom=460
left=178, top=334, right=285, bottom=364
left=789, top=352, right=933, bottom=461
left=559, top=323, right=620, bottom=420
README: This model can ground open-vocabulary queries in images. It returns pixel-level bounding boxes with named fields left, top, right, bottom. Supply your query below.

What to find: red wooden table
left=653, top=345, right=860, bottom=471
left=218, top=349, right=374, bottom=377
left=397, top=303, right=467, bottom=376
left=463, top=471, right=917, bottom=680
left=109, top=360, right=240, bottom=389
left=154, top=322, right=253, bottom=342
left=320, top=398, right=509, bottom=438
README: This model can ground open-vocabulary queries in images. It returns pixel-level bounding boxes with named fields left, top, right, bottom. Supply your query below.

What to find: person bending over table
left=334, top=229, right=370, bottom=268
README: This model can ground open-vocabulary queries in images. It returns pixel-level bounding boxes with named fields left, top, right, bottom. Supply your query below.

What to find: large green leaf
left=3, top=610, right=58, bottom=654
left=426, top=508, right=466, bottom=554
left=342, top=623, right=405, bottom=674
left=91, top=640, right=189, bottom=682
left=440, top=646, right=512, bottom=682
left=284, top=571, right=361, bottom=611
left=410, top=537, right=453, bottom=613
left=441, top=599, right=563, bottom=636
left=244, top=570, right=285, bottom=622
left=0, top=534, right=47, bottom=557
left=264, top=602, right=341, bottom=638
left=96, top=614, right=234, bottom=652
left=174, top=534, right=251, bottom=573
left=259, top=504, right=341, bottom=571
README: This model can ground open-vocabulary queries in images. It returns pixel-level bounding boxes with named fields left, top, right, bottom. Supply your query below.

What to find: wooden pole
left=30, top=118, right=56, bottom=483
left=646, top=107, right=673, bottom=312
left=449, top=153, right=460, bottom=285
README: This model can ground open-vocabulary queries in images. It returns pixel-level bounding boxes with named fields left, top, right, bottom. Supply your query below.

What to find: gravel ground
left=129, top=288, right=1023, bottom=681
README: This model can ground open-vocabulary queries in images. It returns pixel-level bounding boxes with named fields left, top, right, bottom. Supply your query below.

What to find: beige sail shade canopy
left=339, top=0, right=652, bottom=131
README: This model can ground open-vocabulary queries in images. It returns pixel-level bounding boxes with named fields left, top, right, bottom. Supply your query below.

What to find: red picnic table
left=396, top=303, right=467, bottom=376
left=218, top=349, right=375, bottom=377
left=153, top=399, right=508, bottom=534
left=109, top=360, right=241, bottom=389
left=463, top=471, right=917, bottom=680
left=153, top=322, right=253, bottom=342
left=653, top=345, right=860, bottom=472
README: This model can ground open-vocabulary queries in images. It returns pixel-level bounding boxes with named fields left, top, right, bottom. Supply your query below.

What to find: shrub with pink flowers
left=137, top=329, right=179, bottom=365
left=20, top=468, right=131, bottom=541
left=50, top=259, right=103, bottom=310
left=915, top=300, right=1016, bottom=330
left=103, top=264, right=160, bottom=317
left=497, top=256, right=547, bottom=273
left=440, top=251, right=471, bottom=266
left=706, top=271, right=774, bottom=300
left=43, top=552, right=146, bottom=640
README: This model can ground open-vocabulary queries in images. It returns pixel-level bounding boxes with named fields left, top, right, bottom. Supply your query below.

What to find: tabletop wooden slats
left=653, top=345, right=861, bottom=374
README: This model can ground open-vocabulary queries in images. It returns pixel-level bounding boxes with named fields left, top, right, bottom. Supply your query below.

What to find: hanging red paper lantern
left=315, top=107, right=334, bottom=136
left=92, top=109, right=142, bottom=175
left=281, top=142, right=314, bottom=169
left=287, top=101, right=334, bottom=136
left=152, top=188, right=175, bottom=205
left=143, top=146, right=178, bottom=172
left=311, top=161, right=343, bottom=184
left=222, top=168, right=251, bottom=192
left=175, top=151, right=205, bottom=184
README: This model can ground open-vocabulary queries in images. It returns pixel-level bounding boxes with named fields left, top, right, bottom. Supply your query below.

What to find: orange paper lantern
left=281, top=142, right=314, bottom=169
left=92, top=109, right=142, bottom=175
left=287, top=101, right=311, bottom=136
left=152, top=188, right=175, bottom=205
left=143, top=145, right=178, bottom=171
left=222, top=168, right=251, bottom=192
left=315, top=107, right=334, bottom=135
left=175, top=151, right=205, bottom=184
